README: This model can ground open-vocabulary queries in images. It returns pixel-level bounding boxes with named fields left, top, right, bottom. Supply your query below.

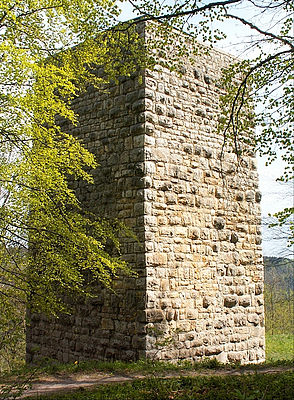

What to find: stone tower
left=26, top=24, right=265, bottom=365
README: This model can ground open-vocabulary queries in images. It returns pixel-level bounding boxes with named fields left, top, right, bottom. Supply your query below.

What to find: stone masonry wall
left=143, top=44, right=265, bottom=364
left=26, top=24, right=265, bottom=364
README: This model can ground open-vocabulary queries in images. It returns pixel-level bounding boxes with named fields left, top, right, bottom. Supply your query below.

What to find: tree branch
left=248, top=0, right=292, bottom=10
left=225, top=13, right=294, bottom=50
left=127, top=0, right=241, bottom=23
left=223, top=49, right=292, bottom=143
left=13, top=4, right=63, bottom=21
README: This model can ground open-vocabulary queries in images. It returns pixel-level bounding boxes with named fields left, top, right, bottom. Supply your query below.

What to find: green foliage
left=0, top=0, right=147, bottom=313
left=263, top=257, right=293, bottom=362
left=233, top=388, right=261, bottom=400
left=269, top=207, right=294, bottom=250
left=264, top=257, right=294, bottom=335
left=264, top=257, right=294, bottom=290
left=265, top=287, right=294, bottom=334
left=0, top=0, right=147, bottom=372
left=145, top=327, right=182, bottom=360
left=0, top=369, right=36, bottom=400
left=0, top=288, right=25, bottom=373
left=266, top=334, right=294, bottom=362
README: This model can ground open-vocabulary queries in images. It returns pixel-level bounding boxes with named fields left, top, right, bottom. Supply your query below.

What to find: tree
left=262, top=180, right=293, bottom=258
left=264, top=256, right=294, bottom=335
left=0, top=1, right=148, bottom=369
left=124, top=0, right=293, bottom=247
left=0, top=0, right=153, bottom=372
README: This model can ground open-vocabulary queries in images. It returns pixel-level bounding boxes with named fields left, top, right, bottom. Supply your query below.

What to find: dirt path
left=20, top=372, right=135, bottom=398
left=3, top=366, right=293, bottom=399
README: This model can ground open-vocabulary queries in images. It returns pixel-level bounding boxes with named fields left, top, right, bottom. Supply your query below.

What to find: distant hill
left=264, top=256, right=294, bottom=291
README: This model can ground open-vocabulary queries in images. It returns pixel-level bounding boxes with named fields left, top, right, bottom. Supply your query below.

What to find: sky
left=117, top=1, right=293, bottom=258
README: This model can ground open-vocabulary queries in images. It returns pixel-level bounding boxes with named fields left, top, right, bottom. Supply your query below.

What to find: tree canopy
left=0, top=1, right=151, bottom=370
left=0, top=0, right=147, bottom=321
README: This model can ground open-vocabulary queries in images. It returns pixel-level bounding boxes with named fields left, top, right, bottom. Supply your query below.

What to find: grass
left=266, top=333, right=294, bottom=362
left=0, top=358, right=229, bottom=380
left=2, top=357, right=293, bottom=382
left=22, top=371, right=294, bottom=400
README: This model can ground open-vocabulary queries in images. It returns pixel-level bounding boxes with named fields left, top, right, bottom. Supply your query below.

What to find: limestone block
left=224, top=296, right=238, bottom=308
left=101, top=318, right=114, bottom=330
left=239, top=296, right=251, bottom=307
left=146, top=309, right=165, bottom=322
left=248, top=314, right=260, bottom=326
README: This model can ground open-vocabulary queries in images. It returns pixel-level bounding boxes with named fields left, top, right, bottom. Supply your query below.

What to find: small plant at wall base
left=146, top=327, right=181, bottom=361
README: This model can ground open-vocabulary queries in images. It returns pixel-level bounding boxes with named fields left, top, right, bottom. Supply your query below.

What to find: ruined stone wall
left=26, top=25, right=265, bottom=364
left=143, top=47, right=265, bottom=364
